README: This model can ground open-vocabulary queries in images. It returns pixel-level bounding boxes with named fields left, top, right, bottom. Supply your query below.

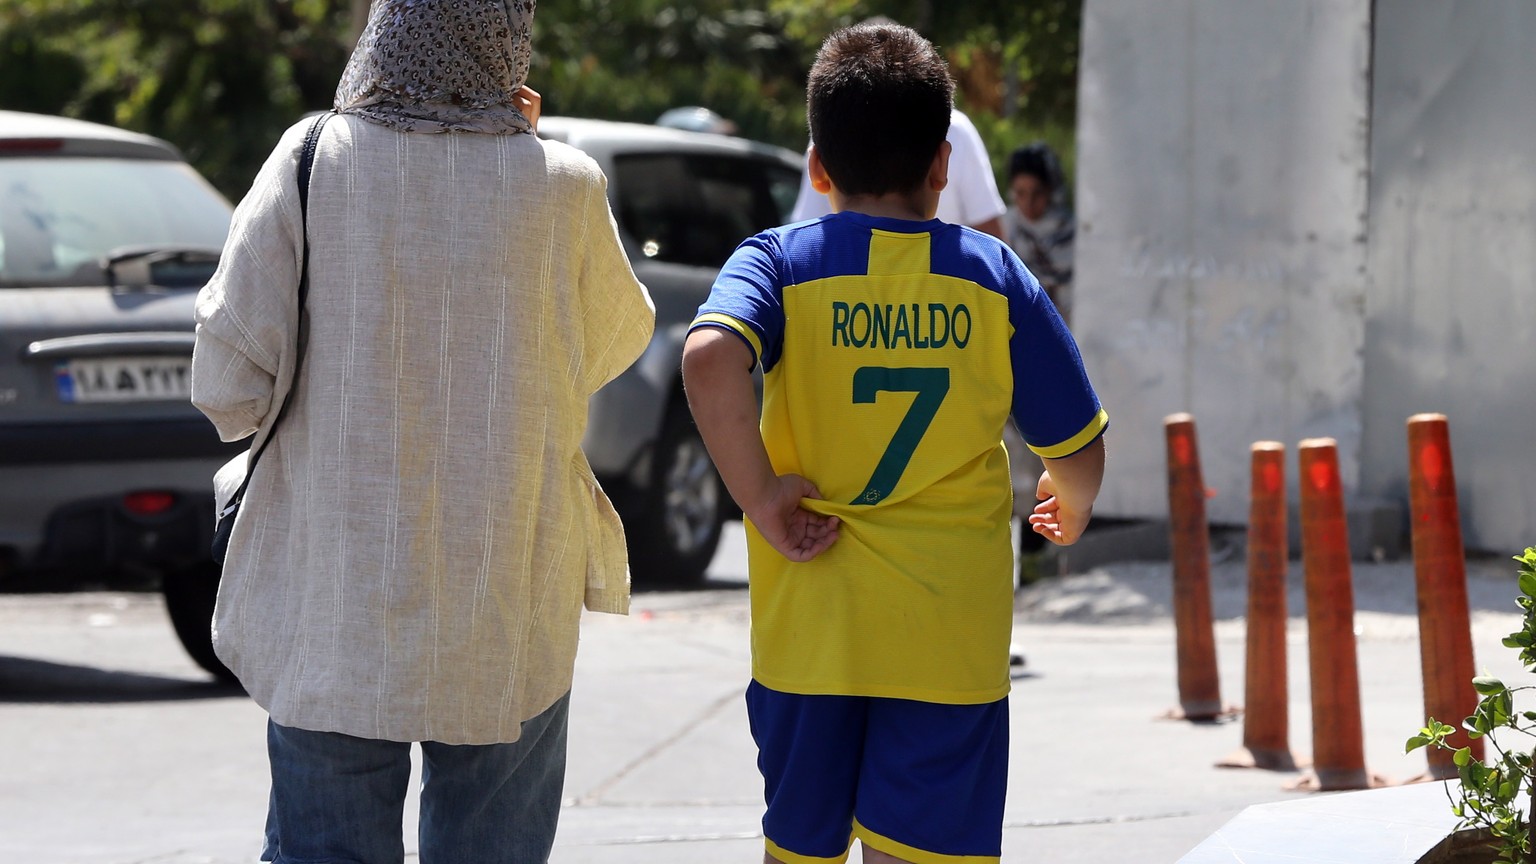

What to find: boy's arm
left=1029, top=435, right=1107, bottom=546
left=681, top=327, right=839, bottom=562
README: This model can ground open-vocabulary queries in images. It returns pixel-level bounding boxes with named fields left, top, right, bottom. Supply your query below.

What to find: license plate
left=55, top=356, right=192, bottom=404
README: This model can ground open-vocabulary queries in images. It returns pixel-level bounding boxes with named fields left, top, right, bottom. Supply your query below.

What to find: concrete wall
left=1360, top=0, right=1536, bottom=552
left=1074, top=0, right=1374, bottom=526
left=1075, top=0, right=1535, bottom=553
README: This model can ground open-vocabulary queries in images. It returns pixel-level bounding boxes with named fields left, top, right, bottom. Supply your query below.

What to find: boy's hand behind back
left=681, top=327, right=840, bottom=564
left=745, top=475, right=841, bottom=563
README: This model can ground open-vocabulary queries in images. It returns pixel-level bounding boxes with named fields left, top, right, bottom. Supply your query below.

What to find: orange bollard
left=1162, top=413, right=1230, bottom=721
left=1218, top=442, right=1300, bottom=770
left=1288, top=438, right=1384, bottom=791
left=1407, top=413, right=1482, bottom=780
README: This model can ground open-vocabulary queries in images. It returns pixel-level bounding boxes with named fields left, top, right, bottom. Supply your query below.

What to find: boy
left=681, top=22, right=1107, bottom=864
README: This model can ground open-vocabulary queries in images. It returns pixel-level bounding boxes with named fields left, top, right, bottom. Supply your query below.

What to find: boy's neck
left=827, top=189, right=938, bottom=222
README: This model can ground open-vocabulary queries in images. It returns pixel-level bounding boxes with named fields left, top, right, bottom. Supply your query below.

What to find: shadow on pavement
left=635, top=576, right=749, bottom=594
left=0, top=655, right=246, bottom=704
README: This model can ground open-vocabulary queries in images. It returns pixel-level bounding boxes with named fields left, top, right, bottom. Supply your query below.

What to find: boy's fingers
left=784, top=530, right=836, bottom=561
left=801, top=523, right=838, bottom=548
left=802, top=530, right=838, bottom=559
left=782, top=513, right=839, bottom=562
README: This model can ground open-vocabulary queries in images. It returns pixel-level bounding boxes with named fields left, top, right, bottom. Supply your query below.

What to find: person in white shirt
left=190, top=3, right=653, bottom=862
left=788, top=106, right=1008, bottom=239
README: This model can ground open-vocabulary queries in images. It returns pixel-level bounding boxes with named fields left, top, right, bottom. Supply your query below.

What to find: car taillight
left=123, top=491, right=177, bottom=516
left=0, top=138, right=65, bottom=153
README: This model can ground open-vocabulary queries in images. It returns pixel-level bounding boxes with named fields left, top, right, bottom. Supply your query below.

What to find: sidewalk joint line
left=572, top=685, right=743, bottom=805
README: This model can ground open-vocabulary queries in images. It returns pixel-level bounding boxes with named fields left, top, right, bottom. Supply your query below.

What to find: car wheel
left=161, top=562, right=238, bottom=684
left=619, top=408, right=727, bottom=585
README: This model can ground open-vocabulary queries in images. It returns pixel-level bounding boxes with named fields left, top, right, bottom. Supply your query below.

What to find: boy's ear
left=808, top=145, right=834, bottom=195
left=927, top=140, right=952, bottom=194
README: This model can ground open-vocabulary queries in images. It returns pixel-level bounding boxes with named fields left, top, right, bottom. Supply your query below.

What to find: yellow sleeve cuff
left=689, top=313, right=763, bottom=369
left=1031, top=408, right=1109, bottom=459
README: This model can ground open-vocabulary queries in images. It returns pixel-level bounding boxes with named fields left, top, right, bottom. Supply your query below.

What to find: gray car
left=0, top=110, right=238, bottom=677
left=538, top=117, right=802, bottom=584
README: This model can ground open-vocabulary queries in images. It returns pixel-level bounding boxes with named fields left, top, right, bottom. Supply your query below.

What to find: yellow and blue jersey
left=690, top=211, right=1107, bottom=704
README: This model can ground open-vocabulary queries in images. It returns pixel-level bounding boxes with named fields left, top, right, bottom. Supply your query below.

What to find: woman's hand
left=514, top=85, right=542, bottom=130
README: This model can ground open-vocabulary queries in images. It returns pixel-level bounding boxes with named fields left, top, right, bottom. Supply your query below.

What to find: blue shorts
left=746, top=680, right=1009, bottom=864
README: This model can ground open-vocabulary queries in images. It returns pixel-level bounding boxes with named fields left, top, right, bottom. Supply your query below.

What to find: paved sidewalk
left=3, top=523, right=1521, bottom=863
left=551, top=524, right=1527, bottom=863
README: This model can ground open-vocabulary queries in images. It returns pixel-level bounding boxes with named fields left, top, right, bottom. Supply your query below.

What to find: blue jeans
left=261, top=691, right=570, bottom=864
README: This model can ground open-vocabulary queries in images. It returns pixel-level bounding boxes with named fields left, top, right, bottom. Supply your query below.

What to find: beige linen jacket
left=191, top=115, right=654, bottom=744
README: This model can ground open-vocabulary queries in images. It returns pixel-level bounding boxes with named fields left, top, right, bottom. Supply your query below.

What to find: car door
left=595, top=144, right=801, bottom=584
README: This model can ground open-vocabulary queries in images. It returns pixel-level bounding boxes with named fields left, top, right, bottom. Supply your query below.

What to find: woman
left=191, top=2, right=654, bottom=861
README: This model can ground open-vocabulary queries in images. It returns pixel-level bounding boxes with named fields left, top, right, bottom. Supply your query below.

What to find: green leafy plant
left=1408, top=547, right=1536, bottom=863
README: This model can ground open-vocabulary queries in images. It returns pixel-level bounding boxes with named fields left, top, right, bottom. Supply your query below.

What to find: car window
left=0, top=157, right=231, bottom=288
left=612, top=153, right=801, bottom=268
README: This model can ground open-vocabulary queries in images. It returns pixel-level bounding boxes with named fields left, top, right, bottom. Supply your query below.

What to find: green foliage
left=532, top=2, right=810, bottom=151
left=0, top=0, right=355, bottom=198
left=1407, top=547, right=1536, bottom=863
left=0, top=30, right=87, bottom=114
left=0, top=0, right=1082, bottom=202
left=768, top=0, right=1082, bottom=131
left=767, top=0, right=1083, bottom=194
left=968, top=112, right=1077, bottom=207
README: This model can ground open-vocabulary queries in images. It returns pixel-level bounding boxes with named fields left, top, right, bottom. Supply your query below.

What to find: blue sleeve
left=1006, top=256, right=1108, bottom=458
left=689, top=231, right=786, bottom=372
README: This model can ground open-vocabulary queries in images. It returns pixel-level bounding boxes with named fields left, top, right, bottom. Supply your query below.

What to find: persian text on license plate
left=56, top=356, right=192, bottom=404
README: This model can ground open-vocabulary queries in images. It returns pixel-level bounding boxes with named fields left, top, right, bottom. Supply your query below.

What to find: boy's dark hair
left=807, top=23, right=954, bottom=198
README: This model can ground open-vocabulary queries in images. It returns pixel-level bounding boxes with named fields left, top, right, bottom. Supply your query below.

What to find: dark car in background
left=0, top=110, right=238, bottom=678
left=538, top=117, right=802, bottom=584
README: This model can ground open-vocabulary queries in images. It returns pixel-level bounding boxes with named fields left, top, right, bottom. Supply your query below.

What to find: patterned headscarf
left=334, top=0, right=536, bottom=134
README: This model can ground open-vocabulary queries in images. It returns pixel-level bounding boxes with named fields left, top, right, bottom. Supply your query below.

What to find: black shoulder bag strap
left=212, top=111, right=334, bottom=558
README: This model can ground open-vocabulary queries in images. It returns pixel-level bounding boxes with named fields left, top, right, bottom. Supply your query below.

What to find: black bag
left=211, top=111, right=333, bottom=564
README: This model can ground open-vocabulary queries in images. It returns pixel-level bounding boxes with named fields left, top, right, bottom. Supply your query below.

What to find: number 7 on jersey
left=849, top=366, right=950, bottom=505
